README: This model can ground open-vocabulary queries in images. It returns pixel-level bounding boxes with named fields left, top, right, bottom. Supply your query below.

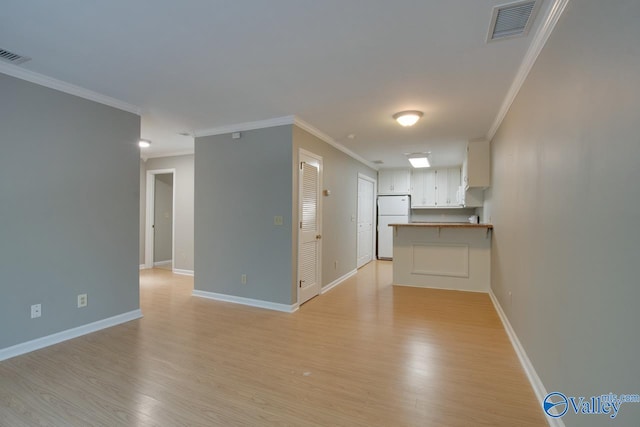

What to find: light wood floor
left=0, top=261, right=547, bottom=426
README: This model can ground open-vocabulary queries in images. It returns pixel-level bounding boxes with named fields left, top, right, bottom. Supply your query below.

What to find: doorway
left=298, top=149, right=322, bottom=305
left=357, top=174, right=376, bottom=268
left=145, top=169, right=176, bottom=271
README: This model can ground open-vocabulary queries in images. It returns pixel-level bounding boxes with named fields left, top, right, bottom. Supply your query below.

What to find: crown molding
left=0, top=63, right=141, bottom=115
left=292, top=117, right=378, bottom=170
left=486, top=0, right=570, bottom=141
left=193, top=115, right=295, bottom=137
left=142, top=149, right=195, bottom=161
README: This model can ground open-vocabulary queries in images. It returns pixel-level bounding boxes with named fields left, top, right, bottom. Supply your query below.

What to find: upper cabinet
left=378, top=169, right=411, bottom=195
left=411, top=167, right=461, bottom=208
left=463, top=140, right=490, bottom=189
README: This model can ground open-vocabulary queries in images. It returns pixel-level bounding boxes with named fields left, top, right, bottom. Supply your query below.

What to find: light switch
left=274, top=216, right=283, bottom=225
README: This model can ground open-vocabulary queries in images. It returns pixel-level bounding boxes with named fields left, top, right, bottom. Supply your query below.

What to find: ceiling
left=1, top=0, right=552, bottom=168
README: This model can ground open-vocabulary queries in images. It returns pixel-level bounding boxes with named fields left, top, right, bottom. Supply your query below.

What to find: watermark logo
left=543, top=392, right=569, bottom=418
left=543, top=392, right=640, bottom=419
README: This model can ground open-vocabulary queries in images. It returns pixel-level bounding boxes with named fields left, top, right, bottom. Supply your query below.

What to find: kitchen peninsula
left=389, top=223, right=493, bottom=292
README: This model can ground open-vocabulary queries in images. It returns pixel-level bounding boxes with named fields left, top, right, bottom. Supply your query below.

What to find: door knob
left=316, top=234, right=322, bottom=240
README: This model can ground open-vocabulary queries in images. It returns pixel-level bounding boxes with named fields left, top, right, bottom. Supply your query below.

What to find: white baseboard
left=153, top=260, right=172, bottom=267
left=489, top=290, right=564, bottom=427
left=192, top=290, right=298, bottom=313
left=139, top=264, right=147, bottom=270
left=321, top=269, right=357, bottom=294
left=0, top=309, right=143, bottom=362
left=173, top=268, right=194, bottom=276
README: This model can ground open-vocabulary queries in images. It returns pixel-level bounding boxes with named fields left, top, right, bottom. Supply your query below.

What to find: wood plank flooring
left=0, top=261, right=547, bottom=426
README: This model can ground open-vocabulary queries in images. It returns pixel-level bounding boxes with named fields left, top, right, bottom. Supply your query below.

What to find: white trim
left=486, top=0, right=570, bottom=141
left=393, top=283, right=489, bottom=293
left=143, top=149, right=195, bottom=161
left=321, top=269, right=357, bottom=295
left=192, top=290, right=298, bottom=313
left=173, top=268, right=194, bottom=276
left=139, top=264, right=147, bottom=270
left=0, top=63, right=140, bottom=115
left=193, top=115, right=296, bottom=137
left=294, top=117, right=379, bottom=170
left=145, top=169, right=176, bottom=272
left=0, top=309, right=143, bottom=362
left=153, top=260, right=172, bottom=267
left=489, top=290, right=563, bottom=427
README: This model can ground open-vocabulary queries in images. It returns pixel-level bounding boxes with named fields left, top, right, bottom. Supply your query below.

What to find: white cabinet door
left=465, top=140, right=490, bottom=188
left=392, top=170, right=411, bottom=194
left=435, top=169, right=449, bottom=207
left=446, top=167, right=461, bottom=206
left=378, top=169, right=411, bottom=195
left=378, top=170, right=394, bottom=194
left=410, top=169, right=436, bottom=207
left=412, top=167, right=461, bottom=208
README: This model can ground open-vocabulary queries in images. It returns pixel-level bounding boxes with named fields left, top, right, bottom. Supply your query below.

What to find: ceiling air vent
left=487, top=0, right=541, bottom=42
left=0, top=48, right=31, bottom=65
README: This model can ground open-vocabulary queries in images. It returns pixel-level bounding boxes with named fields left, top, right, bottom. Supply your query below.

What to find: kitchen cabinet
left=411, top=167, right=461, bottom=208
left=378, top=169, right=411, bottom=195
left=458, top=186, right=484, bottom=207
left=463, top=140, right=490, bottom=189
left=410, top=169, right=436, bottom=207
left=459, top=140, right=490, bottom=207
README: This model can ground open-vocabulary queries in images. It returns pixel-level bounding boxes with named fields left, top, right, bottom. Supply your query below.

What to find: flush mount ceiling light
left=138, top=139, right=151, bottom=148
left=407, top=153, right=430, bottom=168
left=393, top=110, right=424, bottom=127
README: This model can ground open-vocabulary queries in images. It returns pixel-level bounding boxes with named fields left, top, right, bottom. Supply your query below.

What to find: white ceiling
left=1, top=0, right=552, bottom=168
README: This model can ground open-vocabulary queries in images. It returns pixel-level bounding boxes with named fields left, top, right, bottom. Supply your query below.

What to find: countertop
left=389, top=222, right=493, bottom=229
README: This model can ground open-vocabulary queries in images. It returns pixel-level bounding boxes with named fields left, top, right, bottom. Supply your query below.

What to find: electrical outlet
left=77, top=293, right=88, bottom=308
left=274, top=216, right=283, bottom=225
left=241, top=274, right=247, bottom=284
left=31, top=304, right=41, bottom=319
left=334, top=260, right=338, bottom=270
left=508, top=291, right=512, bottom=306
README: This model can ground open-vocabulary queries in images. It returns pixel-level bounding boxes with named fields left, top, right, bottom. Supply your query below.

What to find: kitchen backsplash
left=410, top=208, right=479, bottom=223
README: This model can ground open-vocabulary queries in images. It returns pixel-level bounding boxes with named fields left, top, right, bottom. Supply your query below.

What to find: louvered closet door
left=298, top=152, right=322, bottom=305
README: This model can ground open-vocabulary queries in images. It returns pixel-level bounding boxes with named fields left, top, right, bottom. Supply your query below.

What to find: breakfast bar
left=389, top=223, right=493, bottom=292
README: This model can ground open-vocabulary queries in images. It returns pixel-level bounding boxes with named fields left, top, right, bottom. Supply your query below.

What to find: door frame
left=356, top=173, right=377, bottom=268
left=144, top=168, right=176, bottom=270
left=297, top=148, right=323, bottom=305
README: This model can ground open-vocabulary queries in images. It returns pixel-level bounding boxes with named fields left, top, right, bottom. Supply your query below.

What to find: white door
left=357, top=175, right=375, bottom=268
left=298, top=151, right=322, bottom=305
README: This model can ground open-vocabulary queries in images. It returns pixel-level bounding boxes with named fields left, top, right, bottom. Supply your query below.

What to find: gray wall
left=141, top=154, right=195, bottom=271
left=293, top=126, right=377, bottom=294
left=485, top=1, right=640, bottom=426
left=153, top=174, right=173, bottom=262
left=0, top=73, right=140, bottom=349
left=195, top=126, right=294, bottom=304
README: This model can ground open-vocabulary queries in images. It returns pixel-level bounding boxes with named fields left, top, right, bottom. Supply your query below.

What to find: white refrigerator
left=377, top=195, right=410, bottom=259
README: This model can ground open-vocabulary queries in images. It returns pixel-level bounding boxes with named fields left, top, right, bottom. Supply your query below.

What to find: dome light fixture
left=138, top=139, right=151, bottom=148
left=393, top=110, right=424, bottom=127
